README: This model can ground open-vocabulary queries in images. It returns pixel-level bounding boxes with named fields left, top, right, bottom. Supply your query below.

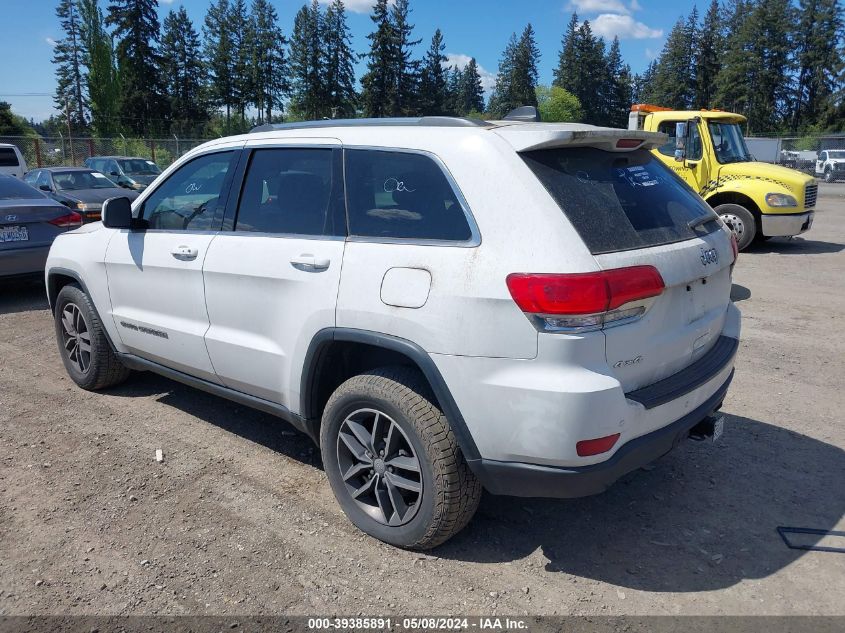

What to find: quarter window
left=142, top=151, right=233, bottom=231
left=657, top=121, right=703, bottom=161
left=344, top=149, right=472, bottom=241
left=235, top=148, right=340, bottom=236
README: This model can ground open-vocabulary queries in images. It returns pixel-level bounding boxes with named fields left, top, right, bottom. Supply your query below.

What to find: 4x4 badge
left=700, top=247, right=719, bottom=265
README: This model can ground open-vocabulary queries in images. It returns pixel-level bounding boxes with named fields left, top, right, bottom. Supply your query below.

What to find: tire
left=320, top=366, right=481, bottom=549
left=714, top=203, right=757, bottom=251
left=54, top=284, right=131, bottom=391
left=824, top=169, right=834, bottom=183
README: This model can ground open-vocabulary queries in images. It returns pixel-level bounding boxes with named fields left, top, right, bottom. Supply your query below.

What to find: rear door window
left=344, top=149, right=473, bottom=242
left=522, top=147, right=719, bottom=254
left=0, top=148, right=20, bottom=167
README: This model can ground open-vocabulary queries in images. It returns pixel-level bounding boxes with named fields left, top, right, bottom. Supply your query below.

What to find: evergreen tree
left=651, top=11, right=698, bottom=110
left=322, top=0, right=357, bottom=118
left=248, top=0, right=289, bottom=124
left=571, top=21, right=607, bottom=123
left=289, top=0, right=325, bottom=120
left=460, top=59, right=486, bottom=115
left=417, top=29, right=448, bottom=115
left=792, top=0, right=844, bottom=131
left=552, top=12, right=579, bottom=92
left=444, top=65, right=463, bottom=115
left=715, top=0, right=756, bottom=116
left=605, top=37, right=632, bottom=127
left=161, top=7, right=208, bottom=135
left=696, top=0, right=722, bottom=108
left=203, top=0, right=236, bottom=127
left=488, top=25, right=540, bottom=117
left=107, top=0, right=167, bottom=135
left=228, top=0, right=251, bottom=123
left=391, top=0, right=422, bottom=116
left=79, top=0, right=120, bottom=135
left=53, top=0, right=88, bottom=130
left=633, top=60, right=658, bottom=104
left=360, top=0, right=397, bottom=117
left=752, top=0, right=795, bottom=131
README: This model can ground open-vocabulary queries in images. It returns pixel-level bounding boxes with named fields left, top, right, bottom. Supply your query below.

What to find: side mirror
left=110, top=171, right=119, bottom=176
left=39, top=184, right=52, bottom=192
left=674, top=122, right=687, bottom=162
left=102, top=197, right=133, bottom=229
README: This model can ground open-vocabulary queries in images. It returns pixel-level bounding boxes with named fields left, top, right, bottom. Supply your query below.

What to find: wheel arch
left=300, top=328, right=481, bottom=462
left=47, top=267, right=87, bottom=311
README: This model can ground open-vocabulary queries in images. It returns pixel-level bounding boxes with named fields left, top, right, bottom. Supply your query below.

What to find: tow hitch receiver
left=689, top=413, right=725, bottom=442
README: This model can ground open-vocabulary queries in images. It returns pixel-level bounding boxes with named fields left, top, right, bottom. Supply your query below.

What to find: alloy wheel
left=60, top=303, right=91, bottom=374
left=336, top=408, right=423, bottom=526
left=720, top=213, right=745, bottom=241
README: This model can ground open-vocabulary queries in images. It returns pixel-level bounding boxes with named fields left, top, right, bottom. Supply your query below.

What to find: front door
left=654, top=119, right=712, bottom=195
left=202, top=143, right=346, bottom=407
left=104, top=149, right=239, bottom=381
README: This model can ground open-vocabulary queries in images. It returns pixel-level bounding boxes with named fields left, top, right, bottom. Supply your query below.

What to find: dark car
left=0, top=174, right=81, bottom=278
left=23, top=167, right=139, bottom=223
left=83, top=156, right=162, bottom=191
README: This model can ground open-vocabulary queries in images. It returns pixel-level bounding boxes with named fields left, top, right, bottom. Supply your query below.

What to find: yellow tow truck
left=629, top=104, right=818, bottom=250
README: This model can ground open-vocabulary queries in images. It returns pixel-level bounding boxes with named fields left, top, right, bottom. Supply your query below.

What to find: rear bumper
left=0, top=246, right=50, bottom=277
left=469, top=370, right=733, bottom=498
left=761, top=211, right=814, bottom=237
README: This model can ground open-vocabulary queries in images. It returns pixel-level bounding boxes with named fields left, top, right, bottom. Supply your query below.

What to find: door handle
left=171, top=245, right=199, bottom=260
left=290, top=254, right=330, bottom=271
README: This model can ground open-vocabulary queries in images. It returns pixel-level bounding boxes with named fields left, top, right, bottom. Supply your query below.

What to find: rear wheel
left=714, top=203, right=756, bottom=251
left=54, top=284, right=131, bottom=390
left=320, top=367, right=481, bottom=549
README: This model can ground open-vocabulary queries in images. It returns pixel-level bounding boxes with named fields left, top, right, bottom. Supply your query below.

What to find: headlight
left=765, top=192, right=798, bottom=207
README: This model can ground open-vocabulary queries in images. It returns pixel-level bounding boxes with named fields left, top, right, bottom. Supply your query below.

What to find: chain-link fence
left=0, top=135, right=212, bottom=171
left=745, top=134, right=845, bottom=174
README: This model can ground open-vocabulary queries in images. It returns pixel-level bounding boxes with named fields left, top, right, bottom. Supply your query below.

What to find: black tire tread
left=322, top=366, right=481, bottom=549
left=55, top=284, right=131, bottom=390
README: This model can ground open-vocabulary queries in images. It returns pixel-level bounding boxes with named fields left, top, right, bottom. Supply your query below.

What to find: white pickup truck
left=816, top=149, right=845, bottom=182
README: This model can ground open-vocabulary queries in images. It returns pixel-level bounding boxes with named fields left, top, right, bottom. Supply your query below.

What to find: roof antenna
left=503, top=106, right=540, bottom=122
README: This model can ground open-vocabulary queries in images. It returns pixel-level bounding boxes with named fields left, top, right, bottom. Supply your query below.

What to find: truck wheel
left=824, top=169, right=834, bottom=183
left=714, top=203, right=756, bottom=251
left=54, top=284, right=131, bottom=391
left=320, top=366, right=481, bottom=549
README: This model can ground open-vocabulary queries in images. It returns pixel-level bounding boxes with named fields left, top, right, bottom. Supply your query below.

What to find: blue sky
left=0, top=0, right=680, bottom=122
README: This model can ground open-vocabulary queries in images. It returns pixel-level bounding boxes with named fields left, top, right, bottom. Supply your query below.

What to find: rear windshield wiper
left=688, top=215, right=718, bottom=230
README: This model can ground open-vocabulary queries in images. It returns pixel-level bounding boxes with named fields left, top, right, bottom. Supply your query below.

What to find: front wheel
left=824, top=169, right=835, bottom=183
left=714, top=203, right=757, bottom=251
left=320, top=367, right=481, bottom=549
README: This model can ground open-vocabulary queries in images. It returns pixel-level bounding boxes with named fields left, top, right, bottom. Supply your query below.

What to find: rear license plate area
left=0, top=226, right=28, bottom=242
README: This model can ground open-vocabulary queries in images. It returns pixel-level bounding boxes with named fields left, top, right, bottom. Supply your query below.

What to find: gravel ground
left=0, top=184, right=843, bottom=617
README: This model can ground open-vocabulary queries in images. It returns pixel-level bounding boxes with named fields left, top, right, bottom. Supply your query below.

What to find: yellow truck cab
left=629, top=104, right=817, bottom=250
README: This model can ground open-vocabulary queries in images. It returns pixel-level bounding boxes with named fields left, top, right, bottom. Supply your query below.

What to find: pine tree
left=715, top=0, right=756, bottom=116
left=460, top=59, right=486, bottom=115
left=751, top=0, right=795, bottom=132
left=228, top=0, right=251, bottom=123
left=632, top=60, right=658, bottom=104
left=391, top=0, right=422, bottom=116
left=444, top=65, right=463, bottom=115
left=107, top=0, right=167, bottom=135
left=289, top=0, right=325, bottom=119
left=553, top=12, right=579, bottom=92
left=322, top=0, right=357, bottom=118
left=248, top=0, right=289, bottom=124
left=417, top=29, right=448, bottom=115
left=696, top=0, right=722, bottom=108
left=161, top=7, right=208, bottom=135
left=53, top=0, right=88, bottom=131
left=488, top=25, right=540, bottom=117
left=650, top=11, right=698, bottom=110
left=204, top=0, right=236, bottom=128
left=79, top=0, right=119, bottom=135
left=605, top=37, right=632, bottom=127
left=570, top=21, right=606, bottom=123
left=360, top=0, right=397, bottom=117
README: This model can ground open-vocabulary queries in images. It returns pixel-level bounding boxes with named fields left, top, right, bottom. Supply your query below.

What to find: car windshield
left=0, top=176, right=44, bottom=200
left=119, top=159, right=161, bottom=175
left=53, top=170, right=117, bottom=191
left=827, top=150, right=845, bottom=159
left=708, top=121, right=753, bottom=164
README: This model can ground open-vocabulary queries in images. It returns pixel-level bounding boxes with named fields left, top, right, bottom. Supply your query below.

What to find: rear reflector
left=616, top=138, right=643, bottom=149
left=48, top=212, right=83, bottom=229
left=576, top=433, right=621, bottom=457
left=729, top=233, right=739, bottom=263
left=506, top=266, right=664, bottom=316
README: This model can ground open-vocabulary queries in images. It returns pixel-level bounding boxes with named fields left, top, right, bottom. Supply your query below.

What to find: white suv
left=45, top=115, right=741, bottom=549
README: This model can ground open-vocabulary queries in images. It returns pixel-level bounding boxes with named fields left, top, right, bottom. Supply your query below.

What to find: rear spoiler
left=493, top=125, right=668, bottom=153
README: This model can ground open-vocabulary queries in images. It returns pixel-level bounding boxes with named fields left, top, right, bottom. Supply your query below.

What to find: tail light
left=729, top=233, right=739, bottom=269
left=48, top=212, right=83, bottom=229
left=506, top=266, right=665, bottom=331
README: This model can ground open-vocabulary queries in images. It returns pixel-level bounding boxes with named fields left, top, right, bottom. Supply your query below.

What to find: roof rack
left=249, top=116, right=492, bottom=133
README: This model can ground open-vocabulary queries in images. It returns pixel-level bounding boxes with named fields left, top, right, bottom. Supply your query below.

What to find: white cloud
left=629, top=0, right=642, bottom=10
left=569, top=0, right=631, bottom=15
left=442, top=53, right=497, bottom=95
left=159, top=0, right=175, bottom=4
left=318, top=0, right=393, bottom=13
left=45, top=37, right=58, bottom=47
left=592, top=14, right=663, bottom=39
left=645, top=47, right=657, bottom=60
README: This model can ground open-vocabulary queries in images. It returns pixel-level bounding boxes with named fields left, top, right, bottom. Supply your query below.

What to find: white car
left=815, top=149, right=845, bottom=182
left=0, top=143, right=27, bottom=178
left=45, top=113, right=741, bottom=549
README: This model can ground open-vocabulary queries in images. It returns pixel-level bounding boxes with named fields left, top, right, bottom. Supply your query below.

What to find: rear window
left=0, top=148, right=20, bottom=167
left=522, top=147, right=719, bottom=254
left=0, top=176, right=44, bottom=200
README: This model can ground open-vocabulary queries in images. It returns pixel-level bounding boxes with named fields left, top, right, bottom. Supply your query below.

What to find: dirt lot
left=1, top=184, right=844, bottom=617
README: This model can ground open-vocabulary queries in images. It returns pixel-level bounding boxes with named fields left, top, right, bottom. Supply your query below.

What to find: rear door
left=522, top=146, right=734, bottom=392
left=104, top=149, right=239, bottom=381
left=202, top=141, right=346, bottom=406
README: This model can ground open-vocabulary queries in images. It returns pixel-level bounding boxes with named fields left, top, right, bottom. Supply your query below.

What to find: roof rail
left=249, top=116, right=492, bottom=133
